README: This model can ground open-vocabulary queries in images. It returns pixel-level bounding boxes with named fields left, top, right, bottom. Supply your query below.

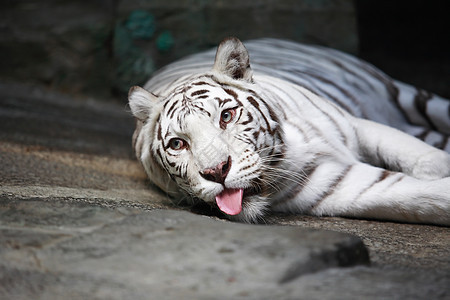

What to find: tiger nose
left=199, top=156, right=232, bottom=184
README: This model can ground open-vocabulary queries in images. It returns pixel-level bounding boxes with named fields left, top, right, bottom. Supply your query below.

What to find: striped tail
left=395, top=81, right=450, bottom=151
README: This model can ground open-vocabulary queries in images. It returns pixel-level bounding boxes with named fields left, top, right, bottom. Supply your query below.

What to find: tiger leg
left=352, top=117, right=450, bottom=180
left=305, top=162, right=450, bottom=225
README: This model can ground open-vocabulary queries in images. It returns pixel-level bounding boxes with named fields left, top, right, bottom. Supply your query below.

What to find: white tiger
left=129, top=37, right=450, bottom=225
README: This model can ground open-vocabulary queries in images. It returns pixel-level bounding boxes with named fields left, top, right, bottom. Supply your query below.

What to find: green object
left=112, top=10, right=173, bottom=93
left=156, top=31, right=174, bottom=52
left=125, top=10, right=155, bottom=40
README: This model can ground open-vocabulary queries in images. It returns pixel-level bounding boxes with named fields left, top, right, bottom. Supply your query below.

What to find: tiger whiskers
left=171, top=187, right=198, bottom=207
left=259, top=156, right=321, bottom=197
left=258, top=167, right=302, bottom=191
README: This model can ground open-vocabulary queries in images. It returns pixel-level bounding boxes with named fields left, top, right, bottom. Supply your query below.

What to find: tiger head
left=128, top=37, right=284, bottom=222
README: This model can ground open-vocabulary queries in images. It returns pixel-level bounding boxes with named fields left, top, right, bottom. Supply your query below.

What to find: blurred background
left=1, top=0, right=449, bottom=102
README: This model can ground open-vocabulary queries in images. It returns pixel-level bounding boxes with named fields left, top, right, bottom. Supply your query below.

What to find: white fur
left=130, top=38, right=450, bottom=225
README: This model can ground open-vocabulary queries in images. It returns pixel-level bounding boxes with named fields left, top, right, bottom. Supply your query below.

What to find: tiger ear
left=128, top=86, right=158, bottom=121
left=213, top=37, right=253, bottom=82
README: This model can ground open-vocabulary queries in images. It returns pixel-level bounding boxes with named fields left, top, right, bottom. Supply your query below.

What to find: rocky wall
left=0, top=0, right=357, bottom=98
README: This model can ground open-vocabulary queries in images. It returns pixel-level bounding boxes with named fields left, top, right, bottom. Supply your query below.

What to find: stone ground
left=0, top=81, right=449, bottom=299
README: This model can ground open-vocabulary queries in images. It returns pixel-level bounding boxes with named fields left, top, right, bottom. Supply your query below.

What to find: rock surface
left=0, top=201, right=368, bottom=299
left=1, top=82, right=449, bottom=299
left=0, top=0, right=357, bottom=96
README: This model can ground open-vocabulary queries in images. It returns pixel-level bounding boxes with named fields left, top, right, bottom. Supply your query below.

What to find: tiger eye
left=221, top=110, right=233, bottom=123
left=169, top=138, right=187, bottom=150
left=221, top=108, right=236, bottom=124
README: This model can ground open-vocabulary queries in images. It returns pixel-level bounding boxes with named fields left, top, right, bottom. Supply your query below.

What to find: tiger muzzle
left=199, top=156, right=232, bottom=185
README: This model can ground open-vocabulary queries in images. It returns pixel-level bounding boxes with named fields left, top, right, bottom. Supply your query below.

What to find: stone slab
left=0, top=199, right=448, bottom=299
left=268, top=213, right=450, bottom=273
left=0, top=81, right=134, bottom=157
left=2, top=264, right=448, bottom=300
left=1, top=200, right=369, bottom=299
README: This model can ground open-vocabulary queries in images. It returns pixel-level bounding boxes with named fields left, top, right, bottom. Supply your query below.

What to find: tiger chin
left=129, top=37, right=450, bottom=226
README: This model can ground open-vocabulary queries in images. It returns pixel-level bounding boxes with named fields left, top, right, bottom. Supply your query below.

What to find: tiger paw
left=412, top=151, right=450, bottom=180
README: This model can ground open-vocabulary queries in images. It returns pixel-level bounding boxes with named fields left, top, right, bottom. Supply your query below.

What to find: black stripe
left=247, top=96, right=274, bottom=133
left=268, top=146, right=285, bottom=166
left=192, top=81, right=209, bottom=86
left=416, top=129, right=430, bottom=141
left=252, top=130, right=259, bottom=140
left=167, top=100, right=179, bottom=119
left=215, top=97, right=233, bottom=107
left=156, top=121, right=163, bottom=141
left=299, top=80, right=356, bottom=116
left=191, top=89, right=209, bottom=97
left=258, top=82, right=297, bottom=121
left=300, top=89, right=348, bottom=145
left=358, top=64, right=403, bottom=116
left=293, top=70, right=360, bottom=108
left=379, top=169, right=392, bottom=181
left=440, top=135, right=449, bottom=150
left=254, top=94, right=280, bottom=125
left=224, top=88, right=238, bottom=100
left=353, top=169, right=393, bottom=201
left=433, top=134, right=449, bottom=150
left=311, top=165, right=352, bottom=210
left=240, top=111, right=254, bottom=125
left=271, top=41, right=379, bottom=96
left=414, top=88, right=437, bottom=130
left=384, top=174, right=406, bottom=189
left=167, top=159, right=176, bottom=168
left=235, top=107, right=244, bottom=123
left=192, top=104, right=211, bottom=117
left=234, top=134, right=257, bottom=149
left=272, top=163, right=318, bottom=206
left=302, top=119, right=345, bottom=155
left=329, top=57, right=378, bottom=93
left=155, top=148, right=166, bottom=169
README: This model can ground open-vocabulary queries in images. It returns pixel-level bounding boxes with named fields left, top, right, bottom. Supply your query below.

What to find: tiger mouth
left=214, top=186, right=260, bottom=216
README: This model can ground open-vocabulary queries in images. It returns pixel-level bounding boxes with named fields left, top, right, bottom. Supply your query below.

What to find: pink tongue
left=215, top=188, right=243, bottom=215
